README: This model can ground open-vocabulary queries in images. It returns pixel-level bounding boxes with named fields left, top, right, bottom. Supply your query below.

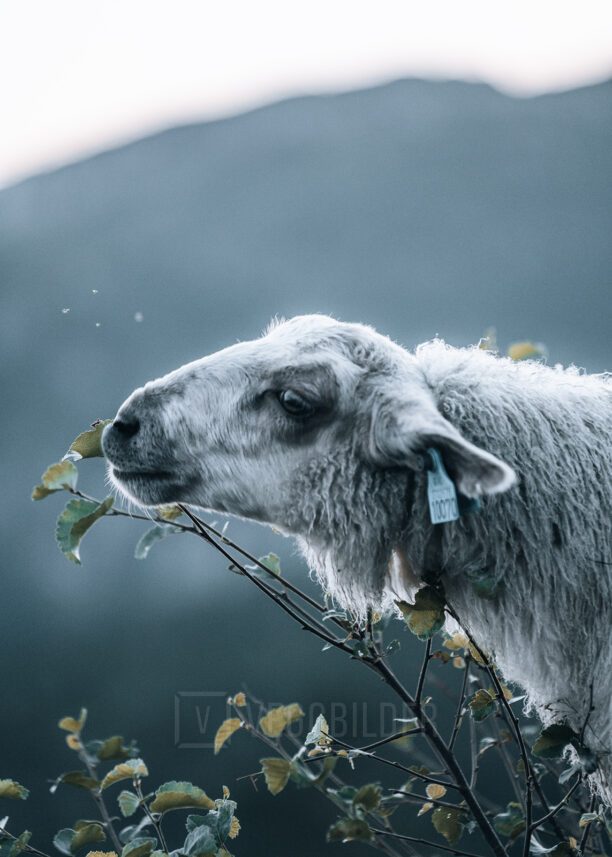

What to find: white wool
left=105, top=314, right=612, bottom=800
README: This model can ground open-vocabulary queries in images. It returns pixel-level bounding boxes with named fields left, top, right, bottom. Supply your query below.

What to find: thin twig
left=370, top=826, right=485, bottom=857
left=389, top=789, right=466, bottom=811
left=415, top=638, right=433, bottom=707
left=355, top=727, right=423, bottom=753
left=78, top=747, right=122, bottom=852
left=445, top=604, right=563, bottom=844
left=135, top=780, right=169, bottom=852
left=448, top=656, right=471, bottom=751
left=528, top=776, right=582, bottom=833
left=0, top=828, right=53, bottom=857
left=322, top=734, right=461, bottom=789
left=578, top=794, right=597, bottom=856
left=180, top=506, right=354, bottom=656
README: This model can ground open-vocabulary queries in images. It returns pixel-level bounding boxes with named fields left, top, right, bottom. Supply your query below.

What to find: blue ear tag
left=426, top=448, right=460, bottom=524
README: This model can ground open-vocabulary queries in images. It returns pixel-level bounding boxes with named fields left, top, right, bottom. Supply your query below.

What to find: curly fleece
left=106, top=315, right=612, bottom=801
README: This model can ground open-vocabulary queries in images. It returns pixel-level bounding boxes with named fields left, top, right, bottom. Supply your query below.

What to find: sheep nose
left=112, top=417, right=140, bottom=439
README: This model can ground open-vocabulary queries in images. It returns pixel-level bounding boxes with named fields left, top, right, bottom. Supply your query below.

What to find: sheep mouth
left=112, top=468, right=173, bottom=482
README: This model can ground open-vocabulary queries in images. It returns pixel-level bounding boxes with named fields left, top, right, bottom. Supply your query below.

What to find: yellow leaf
left=418, top=802, right=434, bottom=816
left=468, top=642, right=488, bottom=666
left=259, top=703, right=304, bottom=738
left=59, top=709, right=87, bottom=734
left=0, top=779, right=29, bottom=800
left=100, top=759, right=148, bottom=790
left=32, top=461, right=78, bottom=500
left=307, top=747, right=324, bottom=757
left=214, top=718, right=242, bottom=755
left=67, top=420, right=112, bottom=459
left=66, top=735, right=82, bottom=751
left=228, top=817, right=241, bottom=839
left=149, top=780, right=215, bottom=813
left=260, top=758, right=291, bottom=796
left=453, top=656, right=466, bottom=669
left=71, top=824, right=106, bottom=853
left=426, top=784, right=447, bottom=800
left=443, top=633, right=469, bottom=652
left=396, top=587, right=446, bottom=640
left=85, top=852, right=118, bottom=857
left=507, top=341, right=547, bottom=362
left=156, top=504, right=183, bottom=521
left=222, top=785, right=230, bottom=798
left=232, top=692, right=246, bottom=707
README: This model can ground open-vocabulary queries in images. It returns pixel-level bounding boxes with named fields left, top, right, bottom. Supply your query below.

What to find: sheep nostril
left=113, top=417, right=140, bottom=439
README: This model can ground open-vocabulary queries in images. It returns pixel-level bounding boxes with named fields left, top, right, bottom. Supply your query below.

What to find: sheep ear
left=369, top=392, right=516, bottom=498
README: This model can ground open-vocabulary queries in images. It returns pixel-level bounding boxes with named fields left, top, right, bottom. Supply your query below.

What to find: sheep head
left=103, top=314, right=515, bottom=609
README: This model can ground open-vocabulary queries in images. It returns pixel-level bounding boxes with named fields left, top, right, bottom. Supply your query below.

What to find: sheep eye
left=278, top=389, right=315, bottom=417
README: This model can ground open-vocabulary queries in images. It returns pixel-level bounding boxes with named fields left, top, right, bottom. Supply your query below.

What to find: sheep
left=102, top=313, right=612, bottom=800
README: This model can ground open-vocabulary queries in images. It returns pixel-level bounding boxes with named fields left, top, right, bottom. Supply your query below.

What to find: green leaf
left=149, top=781, right=215, bottom=814
left=182, top=825, right=217, bottom=857
left=54, top=771, right=99, bottom=792
left=493, top=802, right=526, bottom=839
left=259, top=703, right=304, bottom=738
left=56, top=497, right=113, bottom=564
left=52, top=831, right=74, bottom=856
left=432, top=807, right=465, bottom=845
left=100, top=758, right=148, bottom=791
left=467, top=689, right=496, bottom=722
left=327, top=819, right=373, bottom=843
left=304, top=713, right=331, bottom=747
left=465, top=565, right=500, bottom=599
left=311, top=755, right=337, bottom=786
left=353, top=783, right=382, bottom=812
left=214, top=799, right=238, bottom=841
left=96, top=735, right=133, bottom=761
left=573, top=740, right=598, bottom=775
left=258, top=553, right=282, bottom=576
left=118, top=790, right=140, bottom=818
left=260, top=758, right=291, bottom=796
left=578, top=812, right=600, bottom=829
left=120, top=838, right=157, bottom=857
left=0, top=780, right=29, bottom=800
left=66, top=420, right=112, bottom=460
left=0, top=831, right=32, bottom=857
left=32, top=461, right=78, bottom=500
left=53, top=824, right=106, bottom=855
left=396, top=587, right=446, bottom=640
left=532, top=724, right=577, bottom=759
left=71, top=823, right=107, bottom=854
left=134, top=524, right=182, bottom=560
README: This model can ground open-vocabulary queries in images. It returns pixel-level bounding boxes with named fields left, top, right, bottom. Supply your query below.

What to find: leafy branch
left=20, top=419, right=611, bottom=856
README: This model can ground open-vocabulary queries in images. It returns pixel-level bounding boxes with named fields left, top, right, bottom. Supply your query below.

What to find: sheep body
left=104, top=315, right=612, bottom=799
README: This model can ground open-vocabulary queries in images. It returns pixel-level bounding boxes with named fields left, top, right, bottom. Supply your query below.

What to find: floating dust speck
left=92, top=289, right=99, bottom=294
left=134, top=312, right=144, bottom=323
left=95, top=322, right=101, bottom=327
left=61, top=308, right=70, bottom=314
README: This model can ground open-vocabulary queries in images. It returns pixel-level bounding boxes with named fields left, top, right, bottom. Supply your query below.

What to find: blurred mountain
left=0, top=77, right=610, bottom=852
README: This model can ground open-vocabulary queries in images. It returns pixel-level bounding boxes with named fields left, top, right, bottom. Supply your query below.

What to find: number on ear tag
left=426, top=448, right=460, bottom=525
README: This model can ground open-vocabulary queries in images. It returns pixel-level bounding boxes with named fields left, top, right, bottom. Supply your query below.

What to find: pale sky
left=2, top=0, right=612, bottom=187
